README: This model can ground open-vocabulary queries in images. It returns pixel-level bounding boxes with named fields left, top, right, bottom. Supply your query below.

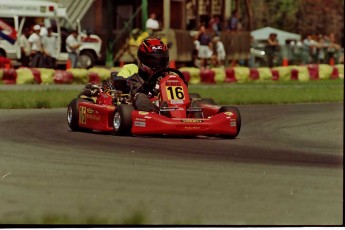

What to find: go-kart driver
left=109, top=38, right=170, bottom=112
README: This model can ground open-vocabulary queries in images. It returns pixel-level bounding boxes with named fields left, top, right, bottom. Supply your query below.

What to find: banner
left=0, top=19, right=17, bottom=44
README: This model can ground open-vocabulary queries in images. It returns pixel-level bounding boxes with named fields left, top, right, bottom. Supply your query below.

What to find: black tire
left=67, top=98, right=92, bottom=132
left=67, top=98, right=81, bottom=131
left=79, top=51, right=96, bottom=68
left=113, top=104, right=134, bottom=135
left=218, top=106, right=241, bottom=139
left=199, top=98, right=216, bottom=105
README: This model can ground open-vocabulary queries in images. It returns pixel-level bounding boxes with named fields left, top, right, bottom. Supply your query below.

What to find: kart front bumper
left=131, top=111, right=239, bottom=137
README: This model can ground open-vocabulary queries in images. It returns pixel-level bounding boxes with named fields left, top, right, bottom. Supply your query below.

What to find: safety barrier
left=0, top=64, right=343, bottom=85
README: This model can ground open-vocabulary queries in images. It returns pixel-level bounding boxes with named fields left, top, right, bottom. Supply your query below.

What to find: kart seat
left=110, top=71, right=130, bottom=94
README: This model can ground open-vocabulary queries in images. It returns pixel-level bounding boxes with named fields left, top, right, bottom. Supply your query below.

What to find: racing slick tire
left=199, top=98, right=216, bottom=105
left=218, top=106, right=241, bottom=139
left=67, top=98, right=91, bottom=132
left=192, top=98, right=217, bottom=118
left=113, top=104, right=134, bottom=136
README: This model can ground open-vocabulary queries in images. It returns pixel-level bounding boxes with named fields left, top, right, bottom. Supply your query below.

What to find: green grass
left=189, top=79, right=344, bottom=105
left=0, top=79, right=343, bottom=109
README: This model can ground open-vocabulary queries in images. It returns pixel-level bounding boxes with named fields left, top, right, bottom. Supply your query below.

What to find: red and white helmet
left=137, top=38, right=169, bottom=75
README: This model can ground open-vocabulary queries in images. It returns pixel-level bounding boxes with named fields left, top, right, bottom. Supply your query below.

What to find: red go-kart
left=67, top=68, right=241, bottom=138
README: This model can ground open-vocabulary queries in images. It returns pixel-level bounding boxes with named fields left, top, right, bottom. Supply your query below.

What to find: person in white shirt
left=146, top=13, right=159, bottom=34
left=42, top=27, right=58, bottom=68
left=20, top=28, right=31, bottom=67
left=65, top=30, right=81, bottom=68
left=28, top=24, right=43, bottom=67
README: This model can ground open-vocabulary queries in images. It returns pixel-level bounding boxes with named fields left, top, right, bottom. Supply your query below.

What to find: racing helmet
left=137, top=38, right=169, bottom=75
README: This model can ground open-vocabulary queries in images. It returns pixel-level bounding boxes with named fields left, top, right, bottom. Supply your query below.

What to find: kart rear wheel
left=192, top=98, right=216, bottom=118
left=218, top=106, right=241, bottom=139
left=189, top=93, right=201, bottom=99
left=113, top=104, right=134, bottom=135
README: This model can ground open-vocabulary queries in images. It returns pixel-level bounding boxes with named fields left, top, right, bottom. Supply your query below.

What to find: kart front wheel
left=67, top=99, right=92, bottom=132
left=218, top=106, right=241, bottom=139
left=113, top=104, right=134, bottom=135
left=67, top=99, right=79, bottom=131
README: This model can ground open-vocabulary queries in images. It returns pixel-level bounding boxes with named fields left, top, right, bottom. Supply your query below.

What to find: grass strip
left=0, top=79, right=343, bottom=109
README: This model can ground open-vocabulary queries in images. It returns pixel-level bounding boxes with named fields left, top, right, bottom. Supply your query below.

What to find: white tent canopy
left=251, top=26, right=301, bottom=45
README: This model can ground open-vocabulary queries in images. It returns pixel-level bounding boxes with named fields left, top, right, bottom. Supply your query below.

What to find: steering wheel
left=147, top=68, right=188, bottom=91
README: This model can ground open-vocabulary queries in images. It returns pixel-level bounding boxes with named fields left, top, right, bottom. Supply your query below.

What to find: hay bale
left=211, top=67, right=226, bottom=83
left=233, top=67, right=250, bottom=83
left=318, top=64, right=333, bottom=79
left=257, top=67, right=273, bottom=81
left=66, top=68, right=89, bottom=84
left=37, top=68, right=55, bottom=84
left=272, top=66, right=291, bottom=81
left=16, top=68, right=35, bottom=84
left=335, top=64, right=344, bottom=79
left=88, top=67, right=111, bottom=81
left=179, top=67, right=200, bottom=84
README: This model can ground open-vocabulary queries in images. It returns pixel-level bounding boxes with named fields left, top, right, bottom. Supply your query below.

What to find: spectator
left=19, top=28, right=31, bottom=67
left=302, top=34, right=312, bottom=64
left=209, top=15, right=221, bottom=36
left=309, top=35, right=318, bottom=64
left=146, top=12, right=160, bottom=34
left=248, top=36, right=257, bottom=68
left=317, top=34, right=326, bottom=64
left=211, top=36, right=226, bottom=67
left=39, top=21, right=48, bottom=37
left=325, top=33, right=340, bottom=65
left=28, top=24, right=43, bottom=68
left=265, top=33, right=279, bottom=68
left=195, top=25, right=212, bottom=69
left=42, top=27, right=58, bottom=68
left=228, top=10, right=239, bottom=31
left=66, top=30, right=81, bottom=68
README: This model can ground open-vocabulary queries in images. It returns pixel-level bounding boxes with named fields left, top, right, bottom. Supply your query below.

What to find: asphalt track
left=0, top=103, right=343, bottom=225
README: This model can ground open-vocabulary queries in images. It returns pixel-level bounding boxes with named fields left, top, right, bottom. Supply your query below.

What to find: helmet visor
left=144, top=56, right=169, bottom=71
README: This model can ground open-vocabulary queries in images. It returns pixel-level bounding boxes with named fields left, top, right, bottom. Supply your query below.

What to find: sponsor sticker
left=170, top=100, right=184, bottom=104
left=86, top=108, right=95, bottom=114
left=134, top=121, right=146, bottom=127
left=139, top=111, right=149, bottom=115
left=224, top=112, right=234, bottom=116
left=230, top=119, right=237, bottom=127
left=181, top=119, right=203, bottom=123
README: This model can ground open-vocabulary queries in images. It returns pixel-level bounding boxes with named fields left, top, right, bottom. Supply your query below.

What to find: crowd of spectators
left=19, top=23, right=80, bottom=69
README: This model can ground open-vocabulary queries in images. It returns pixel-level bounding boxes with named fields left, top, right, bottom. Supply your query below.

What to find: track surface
left=0, top=103, right=343, bottom=224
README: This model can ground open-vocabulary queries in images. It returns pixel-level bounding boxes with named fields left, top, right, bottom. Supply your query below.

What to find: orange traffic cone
left=66, top=59, right=72, bottom=69
left=329, top=57, right=335, bottom=66
left=282, top=58, right=288, bottom=66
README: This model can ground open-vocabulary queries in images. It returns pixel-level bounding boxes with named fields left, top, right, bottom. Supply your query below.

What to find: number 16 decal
left=166, top=86, right=185, bottom=100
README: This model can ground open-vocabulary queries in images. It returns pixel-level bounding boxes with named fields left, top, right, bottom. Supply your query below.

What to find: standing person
left=302, top=34, right=312, bottom=64
left=211, top=36, right=226, bottom=67
left=265, top=33, right=279, bottom=68
left=209, top=15, right=221, bottom=36
left=228, top=10, right=239, bottom=31
left=326, top=33, right=340, bottom=65
left=19, top=28, right=31, bottom=67
left=42, top=27, right=58, bottom=69
left=146, top=12, right=160, bottom=34
left=66, top=30, right=81, bottom=68
left=28, top=24, right=43, bottom=68
left=195, top=25, right=212, bottom=69
left=317, top=35, right=326, bottom=64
